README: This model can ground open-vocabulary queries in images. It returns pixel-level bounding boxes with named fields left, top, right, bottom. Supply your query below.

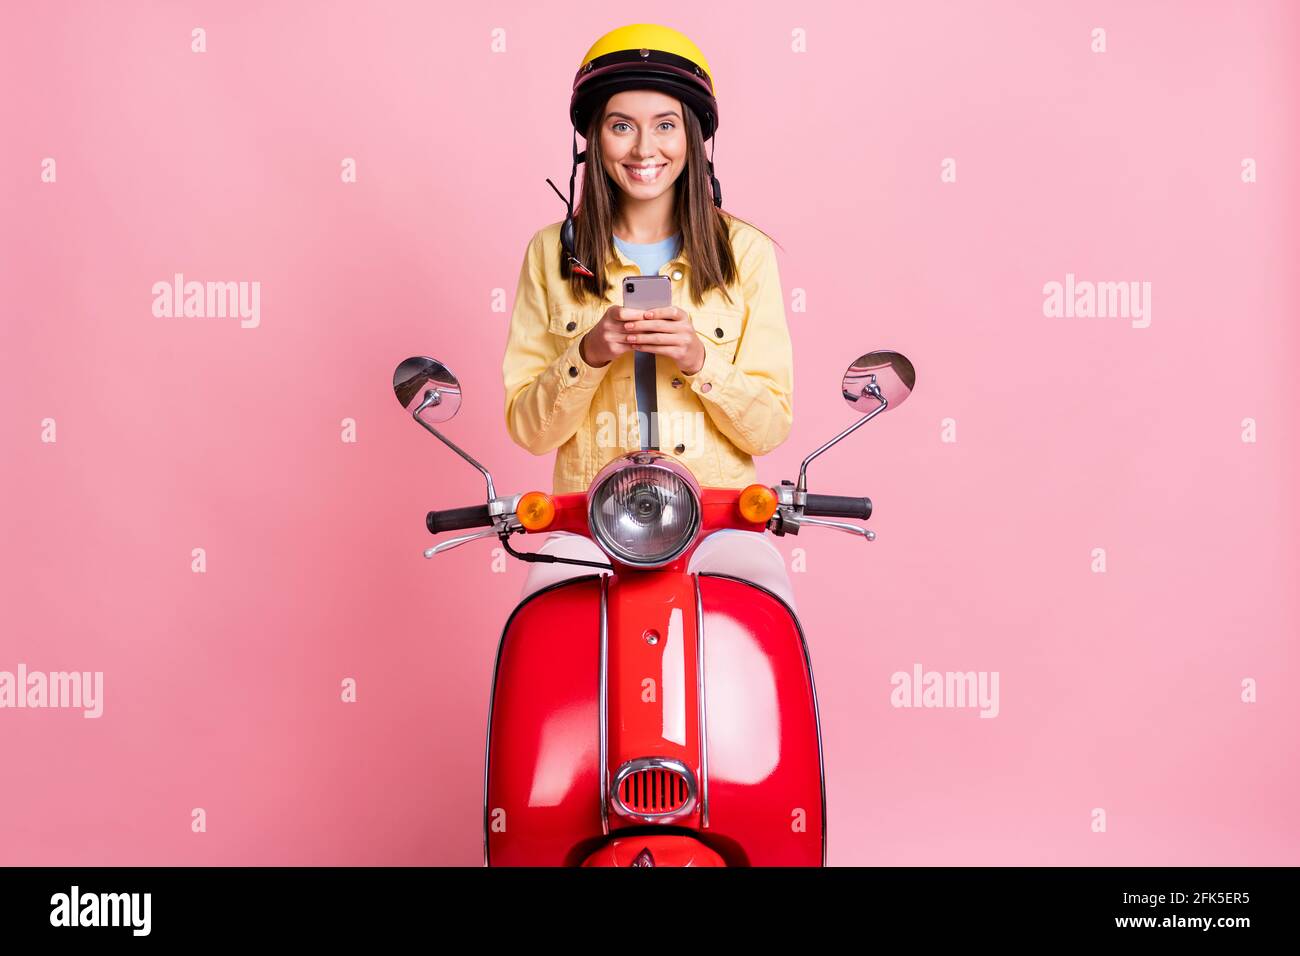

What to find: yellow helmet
left=548, top=24, right=723, bottom=277
left=570, top=23, right=719, bottom=140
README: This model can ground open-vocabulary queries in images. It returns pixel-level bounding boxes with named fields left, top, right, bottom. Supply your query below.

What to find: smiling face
left=598, top=89, right=688, bottom=203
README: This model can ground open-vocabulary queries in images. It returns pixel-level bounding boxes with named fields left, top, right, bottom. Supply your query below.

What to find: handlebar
left=426, top=504, right=494, bottom=535
left=803, top=493, right=872, bottom=521
left=425, top=489, right=871, bottom=539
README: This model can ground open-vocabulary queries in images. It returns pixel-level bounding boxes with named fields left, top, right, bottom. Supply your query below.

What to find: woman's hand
left=622, top=306, right=706, bottom=376
left=579, top=305, right=643, bottom=368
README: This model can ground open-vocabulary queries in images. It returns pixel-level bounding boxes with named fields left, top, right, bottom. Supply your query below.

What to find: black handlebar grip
left=804, top=494, right=873, bottom=521
left=426, top=504, right=494, bottom=535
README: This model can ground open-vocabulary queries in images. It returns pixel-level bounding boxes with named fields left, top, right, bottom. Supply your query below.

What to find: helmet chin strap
left=708, top=120, right=723, bottom=207
left=545, top=127, right=595, bottom=278
left=546, top=119, right=722, bottom=277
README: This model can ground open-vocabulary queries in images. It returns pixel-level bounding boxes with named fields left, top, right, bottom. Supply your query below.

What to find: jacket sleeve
left=502, top=229, right=612, bottom=455
left=678, top=234, right=794, bottom=456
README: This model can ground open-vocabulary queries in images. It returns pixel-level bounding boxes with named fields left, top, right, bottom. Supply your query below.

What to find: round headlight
left=588, top=458, right=701, bottom=567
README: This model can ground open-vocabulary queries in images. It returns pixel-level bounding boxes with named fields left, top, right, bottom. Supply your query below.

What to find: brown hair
left=560, top=93, right=778, bottom=309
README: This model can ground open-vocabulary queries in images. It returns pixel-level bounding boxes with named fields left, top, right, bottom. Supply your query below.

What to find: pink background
left=2, top=1, right=1297, bottom=865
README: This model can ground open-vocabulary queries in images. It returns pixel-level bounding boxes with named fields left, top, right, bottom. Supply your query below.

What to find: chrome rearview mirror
left=843, top=350, right=915, bottom=415
left=796, top=349, right=917, bottom=499
left=392, top=356, right=496, bottom=499
left=394, top=356, right=462, bottom=422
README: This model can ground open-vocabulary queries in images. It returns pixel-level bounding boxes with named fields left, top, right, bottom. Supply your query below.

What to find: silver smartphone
left=622, top=275, right=672, bottom=314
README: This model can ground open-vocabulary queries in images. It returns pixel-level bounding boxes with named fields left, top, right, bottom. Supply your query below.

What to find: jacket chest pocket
left=691, top=302, right=744, bottom=363
left=547, top=300, right=600, bottom=342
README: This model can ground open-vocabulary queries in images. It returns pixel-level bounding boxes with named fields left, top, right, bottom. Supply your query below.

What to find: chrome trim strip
left=698, top=572, right=827, bottom=867
left=694, top=573, right=710, bottom=828
left=482, top=573, right=605, bottom=867
left=609, top=756, right=698, bottom=824
left=599, top=573, right=610, bottom=836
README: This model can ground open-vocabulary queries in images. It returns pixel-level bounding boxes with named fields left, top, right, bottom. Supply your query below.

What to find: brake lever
left=768, top=504, right=877, bottom=541
left=424, top=527, right=501, bottom=558
left=799, top=515, right=877, bottom=541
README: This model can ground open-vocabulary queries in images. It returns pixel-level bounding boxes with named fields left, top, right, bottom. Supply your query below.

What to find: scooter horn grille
left=610, top=758, right=697, bottom=820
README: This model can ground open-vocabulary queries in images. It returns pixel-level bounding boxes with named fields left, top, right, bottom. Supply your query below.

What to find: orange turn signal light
left=516, top=491, right=556, bottom=531
left=737, top=484, right=778, bottom=524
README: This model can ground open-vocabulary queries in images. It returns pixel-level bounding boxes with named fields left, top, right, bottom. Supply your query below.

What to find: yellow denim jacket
left=502, top=217, right=794, bottom=494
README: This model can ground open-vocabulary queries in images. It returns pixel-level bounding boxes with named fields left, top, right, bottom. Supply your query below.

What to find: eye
left=612, top=121, right=632, bottom=133
left=658, top=122, right=676, bottom=131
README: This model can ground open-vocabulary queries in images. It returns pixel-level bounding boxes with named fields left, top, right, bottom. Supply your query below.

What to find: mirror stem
left=797, top=380, right=887, bottom=499
left=413, top=389, right=497, bottom=499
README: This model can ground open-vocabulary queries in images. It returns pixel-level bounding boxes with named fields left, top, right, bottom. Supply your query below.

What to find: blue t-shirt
left=613, top=232, right=681, bottom=277
left=613, top=232, right=681, bottom=450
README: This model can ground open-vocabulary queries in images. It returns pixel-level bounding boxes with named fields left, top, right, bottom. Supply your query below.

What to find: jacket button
left=700, top=382, right=712, bottom=393
left=674, top=443, right=686, bottom=454
left=671, top=270, right=683, bottom=281
left=568, top=366, right=578, bottom=377
left=565, top=320, right=576, bottom=332
left=670, top=377, right=683, bottom=388
left=714, top=327, right=724, bottom=338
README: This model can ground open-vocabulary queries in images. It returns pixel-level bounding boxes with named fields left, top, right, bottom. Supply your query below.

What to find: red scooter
left=393, top=350, right=916, bottom=866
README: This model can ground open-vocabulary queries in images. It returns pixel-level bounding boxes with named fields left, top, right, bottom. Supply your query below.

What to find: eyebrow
left=606, top=111, right=680, bottom=121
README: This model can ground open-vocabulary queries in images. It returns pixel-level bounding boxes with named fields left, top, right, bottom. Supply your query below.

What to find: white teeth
left=628, top=164, right=663, bottom=181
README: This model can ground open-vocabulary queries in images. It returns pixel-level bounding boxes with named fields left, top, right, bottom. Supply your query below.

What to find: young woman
left=501, top=23, right=797, bottom=608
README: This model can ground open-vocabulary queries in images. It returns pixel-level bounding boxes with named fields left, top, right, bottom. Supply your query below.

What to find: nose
left=633, top=126, right=656, bottom=159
